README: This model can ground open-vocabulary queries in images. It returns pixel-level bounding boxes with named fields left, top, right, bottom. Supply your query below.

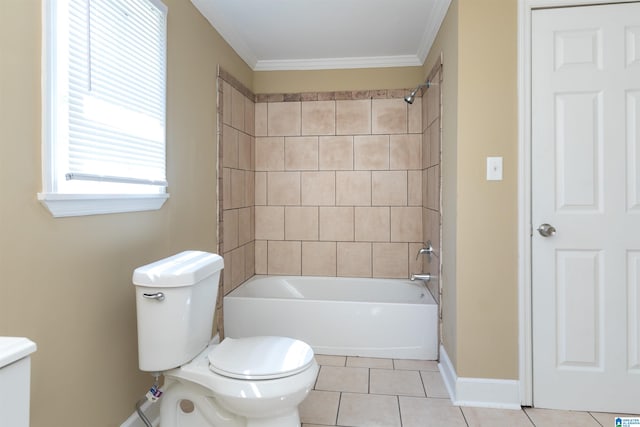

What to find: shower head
left=404, top=80, right=432, bottom=104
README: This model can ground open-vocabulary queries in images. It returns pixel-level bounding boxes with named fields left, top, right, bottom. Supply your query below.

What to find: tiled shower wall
left=218, top=67, right=442, bottom=296
left=253, top=91, right=426, bottom=278
left=421, top=68, right=442, bottom=303
left=218, top=70, right=256, bottom=322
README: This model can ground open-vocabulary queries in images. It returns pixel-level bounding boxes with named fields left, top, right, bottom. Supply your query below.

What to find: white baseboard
left=120, top=399, right=161, bottom=427
left=438, top=345, right=522, bottom=410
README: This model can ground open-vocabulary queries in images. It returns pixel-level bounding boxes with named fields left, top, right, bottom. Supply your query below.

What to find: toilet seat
left=208, top=336, right=314, bottom=380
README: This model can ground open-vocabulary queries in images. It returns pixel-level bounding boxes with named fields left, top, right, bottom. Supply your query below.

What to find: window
left=39, top=0, right=169, bottom=217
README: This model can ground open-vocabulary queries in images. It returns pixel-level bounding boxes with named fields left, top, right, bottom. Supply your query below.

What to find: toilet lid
left=208, top=336, right=314, bottom=380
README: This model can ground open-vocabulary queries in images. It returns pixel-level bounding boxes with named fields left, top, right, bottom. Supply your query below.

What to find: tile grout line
left=522, top=407, right=536, bottom=426
left=418, top=370, right=429, bottom=398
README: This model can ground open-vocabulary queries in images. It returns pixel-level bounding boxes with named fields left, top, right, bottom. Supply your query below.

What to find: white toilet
left=133, top=251, right=319, bottom=427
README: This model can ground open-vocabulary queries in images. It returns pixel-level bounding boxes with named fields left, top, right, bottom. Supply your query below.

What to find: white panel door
left=532, top=2, right=640, bottom=413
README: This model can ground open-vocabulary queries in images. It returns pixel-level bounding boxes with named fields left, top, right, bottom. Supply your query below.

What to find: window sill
left=37, top=193, right=169, bottom=217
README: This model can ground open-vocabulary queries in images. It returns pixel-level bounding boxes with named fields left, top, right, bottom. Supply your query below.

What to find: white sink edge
left=0, top=337, right=37, bottom=368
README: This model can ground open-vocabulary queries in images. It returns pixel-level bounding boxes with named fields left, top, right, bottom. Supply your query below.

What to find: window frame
left=38, top=0, right=169, bottom=218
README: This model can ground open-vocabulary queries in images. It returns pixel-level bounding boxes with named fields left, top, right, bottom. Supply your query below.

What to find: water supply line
left=136, top=373, right=162, bottom=427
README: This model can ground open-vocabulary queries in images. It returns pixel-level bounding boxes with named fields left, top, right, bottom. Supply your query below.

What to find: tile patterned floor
left=299, top=354, right=638, bottom=427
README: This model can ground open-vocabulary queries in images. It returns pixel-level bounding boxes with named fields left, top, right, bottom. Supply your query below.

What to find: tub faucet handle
left=416, top=241, right=434, bottom=260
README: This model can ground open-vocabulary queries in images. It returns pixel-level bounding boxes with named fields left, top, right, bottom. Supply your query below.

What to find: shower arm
left=404, top=80, right=432, bottom=104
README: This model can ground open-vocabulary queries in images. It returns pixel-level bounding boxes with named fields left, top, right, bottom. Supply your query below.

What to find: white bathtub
left=223, top=275, right=438, bottom=360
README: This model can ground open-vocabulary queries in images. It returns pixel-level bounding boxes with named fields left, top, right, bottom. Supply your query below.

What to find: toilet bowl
left=133, top=251, right=318, bottom=427
left=162, top=337, right=318, bottom=427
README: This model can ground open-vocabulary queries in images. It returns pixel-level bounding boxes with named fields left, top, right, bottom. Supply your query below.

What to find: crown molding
left=253, top=55, right=423, bottom=71
left=190, top=0, right=258, bottom=69
left=417, top=0, right=452, bottom=63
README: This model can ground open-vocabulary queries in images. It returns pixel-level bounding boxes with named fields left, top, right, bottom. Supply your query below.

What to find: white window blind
left=66, top=0, right=167, bottom=187
left=39, top=0, right=169, bottom=217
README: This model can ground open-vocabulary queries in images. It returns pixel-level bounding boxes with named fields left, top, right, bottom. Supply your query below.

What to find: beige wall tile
left=238, top=207, right=251, bottom=246
left=267, top=171, right=300, bottom=205
left=337, top=242, right=372, bottom=277
left=222, top=167, right=231, bottom=209
left=230, top=168, right=245, bottom=209
left=336, top=99, right=371, bottom=135
left=285, top=136, right=318, bottom=170
left=408, top=98, right=422, bottom=134
left=422, top=208, right=429, bottom=252
left=223, top=251, right=233, bottom=295
left=250, top=206, right=255, bottom=241
left=255, top=171, right=267, bottom=205
left=355, top=207, right=390, bottom=242
left=244, top=241, right=255, bottom=280
left=354, top=135, right=389, bottom=170
left=302, top=171, right=335, bottom=206
left=230, top=245, right=245, bottom=289
left=390, top=134, right=422, bottom=170
left=372, top=171, right=407, bottom=206
left=319, top=136, right=353, bottom=170
left=426, top=166, right=439, bottom=210
left=231, top=87, right=245, bottom=131
left=285, top=206, right=318, bottom=240
left=422, top=126, right=430, bottom=169
left=408, top=170, right=422, bottom=206
left=426, top=76, right=440, bottom=127
left=268, top=241, right=301, bottom=275
left=336, top=171, right=371, bottom=206
left=254, top=240, right=267, bottom=274
left=268, top=102, right=301, bottom=136
left=372, top=242, right=408, bottom=278
left=302, top=100, right=336, bottom=135
left=255, top=136, right=284, bottom=171
left=222, top=80, right=232, bottom=126
left=391, top=207, right=422, bottom=242
left=302, top=242, right=336, bottom=276
left=244, top=170, right=254, bottom=208
left=255, top=102, right=267, bottom=136
left=222, top=125, right=238, bottom=168
left=244, top=96, right=255, bottom=136
left=372, top=98, right=407, bottom=134
left=409, top=242, right=425, bottom=278
left=422, top=169, right=428, bottom=209
left=319, top=206, right=354, bottom=241
left=429, top=118, right=440, bottom=167
left=223, top=209, right=238, bottom=251
left=238, top=132, right=251, bottom=170
left=429, top=209, right=440, bottom=257
left=255, top=206, right=284, bottom=240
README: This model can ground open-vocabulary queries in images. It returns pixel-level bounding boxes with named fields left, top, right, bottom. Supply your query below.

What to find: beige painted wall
left=422, top=0, right=518, bottom=379
left=0, top=1, right=251, bottom=426
left=455, top=0, right=518, bottom=380
left=254, top=67, right=425, bottom=94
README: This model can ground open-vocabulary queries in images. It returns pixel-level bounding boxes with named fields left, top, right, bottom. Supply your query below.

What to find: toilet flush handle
left=143, top=292, right=165, bottom=302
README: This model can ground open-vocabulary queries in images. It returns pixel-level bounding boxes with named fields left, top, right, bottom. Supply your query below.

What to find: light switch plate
left=486, top=156, right=503, bottom=181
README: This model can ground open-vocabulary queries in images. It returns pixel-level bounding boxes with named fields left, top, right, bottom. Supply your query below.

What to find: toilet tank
left=133, top=251, right=224, bottom=372
left=0, top=337, right=37, bottom=427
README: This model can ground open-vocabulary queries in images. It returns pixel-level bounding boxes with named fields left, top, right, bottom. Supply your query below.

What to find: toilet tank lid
left=0, top=337, right=37, bottom=368
left=132, top=251, right=224, bottom=287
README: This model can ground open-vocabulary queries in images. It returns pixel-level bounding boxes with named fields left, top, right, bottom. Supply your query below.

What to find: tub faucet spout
left=410, top=273, right=432, bottom=282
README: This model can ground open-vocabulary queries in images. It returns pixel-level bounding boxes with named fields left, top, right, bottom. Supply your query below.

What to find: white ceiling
left=190, top=0, right=452, bottom=71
